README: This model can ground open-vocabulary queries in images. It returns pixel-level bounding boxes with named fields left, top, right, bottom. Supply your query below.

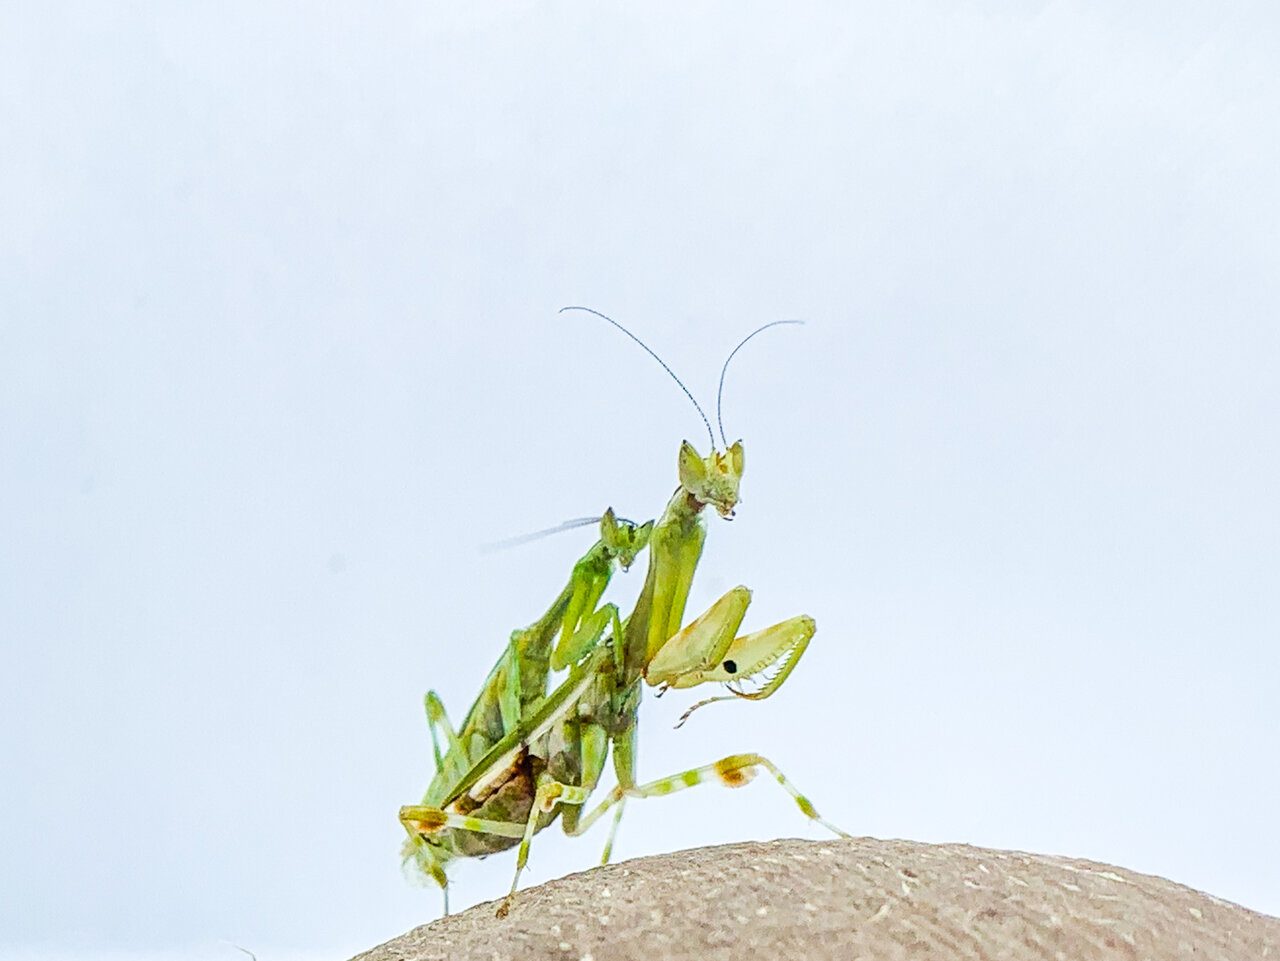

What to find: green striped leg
left=399, top=804, right=529, bottom=843
left=597, top=727, right=638, bottom=865
left=399, top=803, right=532, bottom=916
left=495, top=722, right=613, bottom=917
left=494, top=778, right=595, bottom=917
left=574, top=751, right=851, bottom=850
left=494, top=750, right=850, bottom=916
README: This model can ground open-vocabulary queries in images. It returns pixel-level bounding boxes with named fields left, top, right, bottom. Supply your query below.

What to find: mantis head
left=599, top=508, right=653, bottom=572
left=678, top=440, right=744, bottom=519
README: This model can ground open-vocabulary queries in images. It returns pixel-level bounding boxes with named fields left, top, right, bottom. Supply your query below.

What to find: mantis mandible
left=400, top=308, right=848, bottom=915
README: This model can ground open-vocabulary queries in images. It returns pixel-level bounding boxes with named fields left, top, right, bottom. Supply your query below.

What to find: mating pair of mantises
left=400, top=308, right=849, bottom=917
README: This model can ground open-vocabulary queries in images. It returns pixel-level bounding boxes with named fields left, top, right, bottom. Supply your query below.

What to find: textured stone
left=353, top=838, right=1280, bottom=961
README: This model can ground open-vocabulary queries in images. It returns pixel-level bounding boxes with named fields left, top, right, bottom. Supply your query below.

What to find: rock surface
left=352, top=837, right=1279, bottom=961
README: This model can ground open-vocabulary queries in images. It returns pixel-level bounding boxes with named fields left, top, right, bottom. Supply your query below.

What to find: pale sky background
left=2, top=3, right=1278, bottom=960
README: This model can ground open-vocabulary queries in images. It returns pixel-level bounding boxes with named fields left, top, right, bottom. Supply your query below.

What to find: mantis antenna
left=560, top=306, right=717, bottom=452
left=715, top=320, right=804, bottom=450
left=479, top=516, right=606, bottom=553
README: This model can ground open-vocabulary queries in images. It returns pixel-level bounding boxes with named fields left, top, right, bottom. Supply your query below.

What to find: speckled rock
left=352, top=838, right=1279, bottom=961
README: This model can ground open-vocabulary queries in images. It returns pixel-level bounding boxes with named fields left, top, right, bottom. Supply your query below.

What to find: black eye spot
left=723, top=659, right=737, bottom=674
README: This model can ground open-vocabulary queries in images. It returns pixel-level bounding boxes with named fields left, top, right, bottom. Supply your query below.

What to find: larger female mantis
left=400, top=309, right=848, bottom=915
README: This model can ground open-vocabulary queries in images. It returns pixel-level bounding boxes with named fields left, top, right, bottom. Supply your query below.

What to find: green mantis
left=400, top=309, right=848, bottom=915
left=402, top=509, right=651, bottom=892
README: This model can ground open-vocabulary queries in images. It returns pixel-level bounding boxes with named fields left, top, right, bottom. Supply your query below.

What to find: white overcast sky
left=2, top=3, right=1278, bottom=960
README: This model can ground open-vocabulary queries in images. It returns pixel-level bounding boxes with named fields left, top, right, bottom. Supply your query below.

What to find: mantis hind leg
left=399, top=801, right=531, bottom=918
left=400, top=804, right=529, bottom=841
left=594, top=726, right=637, bottom=865
left=495, top=777, right=594, bottom=918
left=566, top=752, right=851, bottom=843
left=496, top=721, right=612, bottom=917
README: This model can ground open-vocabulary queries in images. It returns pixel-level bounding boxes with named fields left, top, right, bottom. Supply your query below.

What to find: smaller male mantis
left=401, top=310, right=848, bottom=915
left=406, top=509, right=651, bottom=896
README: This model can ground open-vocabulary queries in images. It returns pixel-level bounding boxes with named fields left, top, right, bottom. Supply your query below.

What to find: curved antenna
left=560, top=306, right=716, bottom=451
left=479, top=516, right=603, bottom=554
left=715, top=320, right=804, bottom=448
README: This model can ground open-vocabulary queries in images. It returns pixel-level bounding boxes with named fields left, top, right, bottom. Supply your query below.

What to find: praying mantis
left=404, top=508, right=651, bottom=880
left=400, top=308, right=848, bottom=916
